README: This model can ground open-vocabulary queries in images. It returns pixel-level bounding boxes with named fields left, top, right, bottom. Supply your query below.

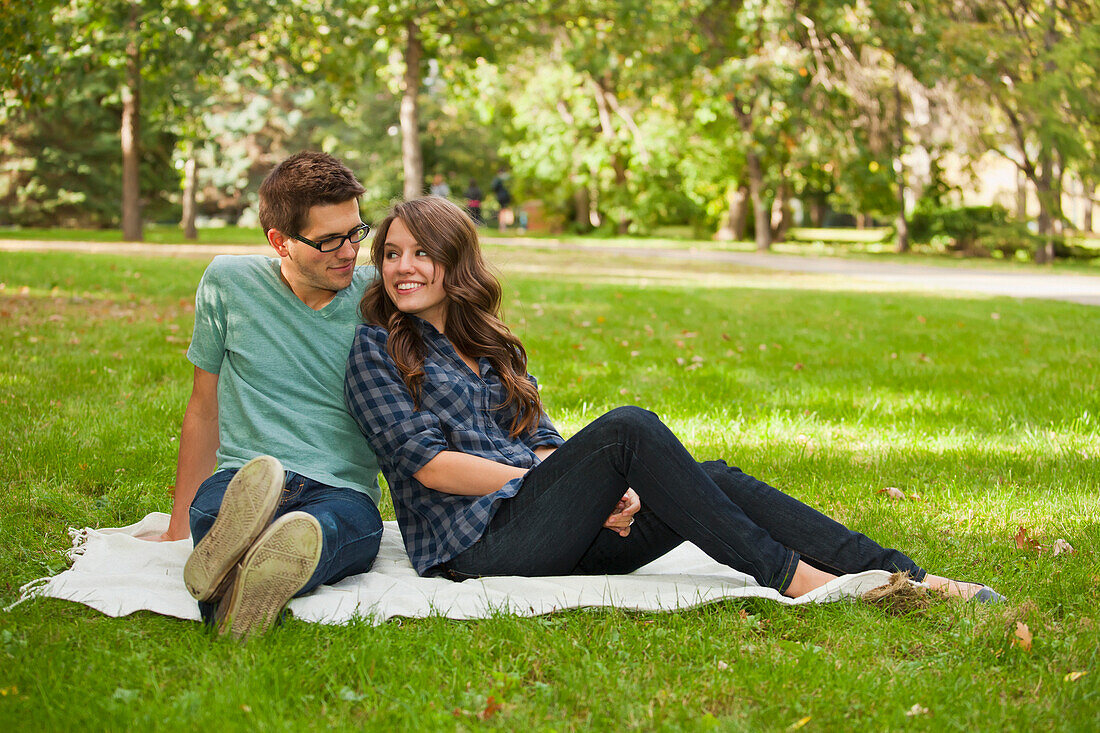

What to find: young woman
left=344, top=197, right=1003, bottom=602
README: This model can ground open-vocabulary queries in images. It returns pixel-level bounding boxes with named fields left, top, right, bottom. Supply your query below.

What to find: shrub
left=909, top=203, right=1045, bottom=257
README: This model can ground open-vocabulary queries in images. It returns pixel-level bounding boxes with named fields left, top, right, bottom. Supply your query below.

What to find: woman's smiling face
left=381, top=217, right=448, bottom=331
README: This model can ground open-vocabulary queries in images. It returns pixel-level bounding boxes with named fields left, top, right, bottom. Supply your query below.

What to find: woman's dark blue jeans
left=444, top=406, right=925, bottom=593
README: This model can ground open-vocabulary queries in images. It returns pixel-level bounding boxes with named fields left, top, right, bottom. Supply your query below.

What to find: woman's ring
left=628, top=518, right=635, bottom=526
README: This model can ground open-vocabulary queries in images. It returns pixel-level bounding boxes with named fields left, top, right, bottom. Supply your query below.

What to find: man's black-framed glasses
left=289, top=223, right=371, bottom=253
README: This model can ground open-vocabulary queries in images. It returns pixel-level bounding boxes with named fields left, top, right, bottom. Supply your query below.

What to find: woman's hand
left=602, top=488, right=641, bottom=537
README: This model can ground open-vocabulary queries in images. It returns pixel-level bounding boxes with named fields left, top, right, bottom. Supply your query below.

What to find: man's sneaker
left=184, top=455, right=285, bottom=602
left=214, top=511, right=323, bottom=641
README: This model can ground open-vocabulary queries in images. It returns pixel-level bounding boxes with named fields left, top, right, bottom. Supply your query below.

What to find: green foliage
left=909, top=203, right=1044, bottom=257
left=2, top=0, right=1098, bottom=250
left=0, top=84, right=179, bottom=228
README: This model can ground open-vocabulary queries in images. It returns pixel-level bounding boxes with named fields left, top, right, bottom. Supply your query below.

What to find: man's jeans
left=446, top=406, right=925, bottom=593
left=190, top=469, right=383, bottom=621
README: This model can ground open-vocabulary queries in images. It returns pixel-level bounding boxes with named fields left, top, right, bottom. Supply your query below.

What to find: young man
left=155, top=151, right=384, bottom=640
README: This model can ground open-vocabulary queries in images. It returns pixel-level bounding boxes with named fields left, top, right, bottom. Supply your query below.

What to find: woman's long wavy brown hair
left=360, top=197, right=544, bottom=438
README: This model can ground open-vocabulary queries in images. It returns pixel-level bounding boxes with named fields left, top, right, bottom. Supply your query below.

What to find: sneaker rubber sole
left=215, top=511, right=323, bottom=641
left=184, top=455, right=285, bottom=601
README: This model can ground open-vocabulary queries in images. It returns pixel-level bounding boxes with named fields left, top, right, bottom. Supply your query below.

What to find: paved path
left=5, top=237, right=1100, bottom=306
left=483, top=237, right=1100, bottom=306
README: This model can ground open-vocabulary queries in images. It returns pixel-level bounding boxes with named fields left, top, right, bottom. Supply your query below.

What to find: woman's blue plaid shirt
left=344, top=319, right=564, bottom=575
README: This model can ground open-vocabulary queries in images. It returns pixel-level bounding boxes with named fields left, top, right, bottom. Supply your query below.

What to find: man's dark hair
left=258, top=151, right=365, bottom=236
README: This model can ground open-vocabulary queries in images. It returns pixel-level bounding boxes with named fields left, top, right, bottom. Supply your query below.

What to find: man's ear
left=267, top=228, right=290, bottom=257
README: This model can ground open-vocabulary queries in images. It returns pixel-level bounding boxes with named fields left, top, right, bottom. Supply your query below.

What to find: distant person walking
left=491, top=169, right=512, bottom=230
left=464, top=179, right=483, bottom=225
left=429, top=173, right=451, bottom=199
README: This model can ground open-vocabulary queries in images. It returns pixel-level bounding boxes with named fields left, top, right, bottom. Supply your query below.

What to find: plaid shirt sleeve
left=524, top=375, right=565, bottom=451
left=344, top=325, right=448, bottom=480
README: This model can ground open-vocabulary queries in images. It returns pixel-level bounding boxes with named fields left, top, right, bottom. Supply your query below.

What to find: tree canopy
left=1, top=0, right=1097, bottom=257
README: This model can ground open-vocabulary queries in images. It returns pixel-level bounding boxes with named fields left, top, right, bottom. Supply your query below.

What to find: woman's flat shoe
left=972, top=586, right=1006, bottom=603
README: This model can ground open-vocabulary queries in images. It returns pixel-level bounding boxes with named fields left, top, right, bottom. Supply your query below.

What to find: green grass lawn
left=6, top=223, right=1100, bottom=274
left=0, top=224, right=261, bottom=245
left=1, top=248, right=1098, bottom=730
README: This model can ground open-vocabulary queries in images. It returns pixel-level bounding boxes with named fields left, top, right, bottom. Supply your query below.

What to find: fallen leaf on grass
left=1052, top=538, right=1076, bottom=555
left=1015, top=525, right=1041, bottom=552
left=788, top=716, right=812, bottom=730
left=1013, top=622, right=1033, bottom=652
left=478, top=696, right=503, bottom=720
left=1015, top=527, right=1076, bottom=555
left=878, top=487, right=906, bottom=500
left=1064, top=671, right=1087, bottom=682
left=338, top=687, right=366, bottom=702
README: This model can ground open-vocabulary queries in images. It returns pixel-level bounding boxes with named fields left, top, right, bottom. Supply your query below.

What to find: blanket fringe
left=5, top=577, right=51, bottom=612
left=66, top=526, right=92, bottom=560
left=5, top=526, right=91, bottom=613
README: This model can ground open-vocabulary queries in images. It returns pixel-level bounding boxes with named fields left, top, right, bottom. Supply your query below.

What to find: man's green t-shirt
left=187, top=255, right=381, bottom=504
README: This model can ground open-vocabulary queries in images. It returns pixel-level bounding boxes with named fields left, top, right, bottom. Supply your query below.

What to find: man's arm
left=152, top=367, right=219, bottom=541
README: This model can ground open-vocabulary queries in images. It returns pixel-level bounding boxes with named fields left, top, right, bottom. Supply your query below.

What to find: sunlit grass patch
left=2, top=248, right=1098, bottom=729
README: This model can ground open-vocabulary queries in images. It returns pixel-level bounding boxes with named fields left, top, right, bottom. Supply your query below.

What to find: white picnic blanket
left=15, top=512, right=896, bottom=623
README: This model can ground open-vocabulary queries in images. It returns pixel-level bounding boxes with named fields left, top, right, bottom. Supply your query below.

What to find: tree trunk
left=181, top=155, right=198, bottom=240
left=808, top=195, right=825, bottom=227
left=1033, top=16, right=1061, bottom=262
left=716, top=184, right=748, bottom=241
left=591, top=75, right=631, bottom=234
left=613, top=158, right=630, bottom=234
left=856, top=213, right=869, bottom=230
left=1016, top=168, right=1028, bottom=220
left=746, top=151, right=771, bottom=251
left=1084, top=180, right=1095, bottom=233
left=120, top=3, right=142, bottom=241
left=1034, top=148, right=1056, bottom=263
left=771, top=180, right=791, bottom=243
left=893, top=80, right=909, bottom=253
left=1052, top=152, right=1064, bottom=237
left=573, top=187, right=590, bottom=231
left=400, top=19, right=424, bottom=201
